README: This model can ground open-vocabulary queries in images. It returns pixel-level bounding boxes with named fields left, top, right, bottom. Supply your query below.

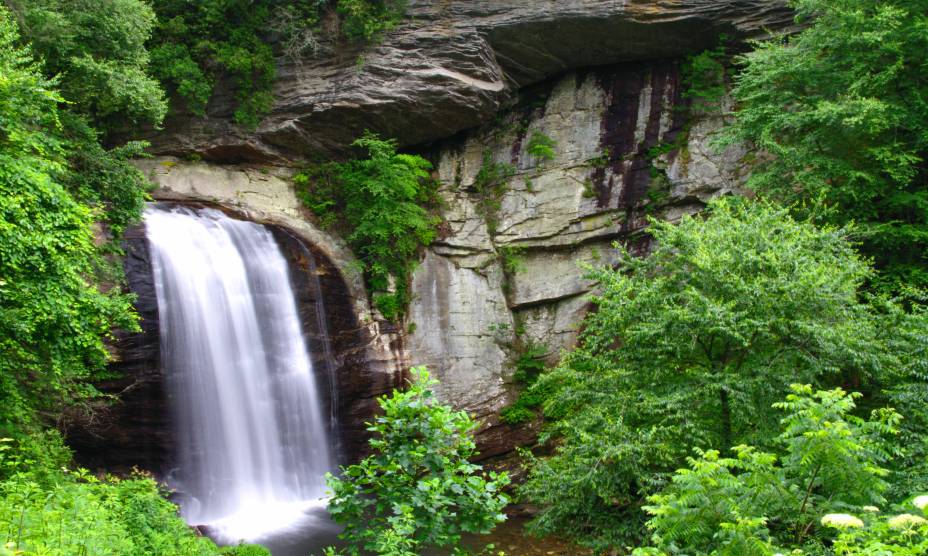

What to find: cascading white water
left=145, top=205, right=334, bottom=544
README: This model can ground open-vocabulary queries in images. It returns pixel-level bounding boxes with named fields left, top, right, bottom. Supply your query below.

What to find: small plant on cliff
left=325, top=367, right=509, bottom=555
left=337, top=0, right=407, bottom=43
left=473, top=151, right=516, bottom=235
left=526, top=131, right=557, bottom=163
left=681, top=38, right=727, bottom=115
left=295, top=132, right=439, bottom=321
left=500, top=341, right=549, bottom=425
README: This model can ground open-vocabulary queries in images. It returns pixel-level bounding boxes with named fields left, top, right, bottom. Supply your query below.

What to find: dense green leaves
left=296, top=132, right=439, bottom=320
left=635, top=385, right=900, bottom=555
left=337, top=0, right=406, bottom=43
left=0, top=434, right=267, bottom=555
left=7, top=0, right=167, bottom=133
left=520, top=198, right=927, bottom=551
left=326, top=367, right=509, bottom=556
left=726, top=0, right=928, bottom=293
left=0, top=8, right=140, bottom=432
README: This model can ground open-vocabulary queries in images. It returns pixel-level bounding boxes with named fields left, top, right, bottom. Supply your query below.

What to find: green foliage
left=473, top=151, right=516, bottom=235
left=57, top=113, right=153, bottom=241
left=295, top=132, right=439, bottom=321
left=681, top=40, right=727, bottom=115
left=500, top=342, right=549, bottom=425
left=519, top=198, right=925, bottom=551
left=149, top=0, right=283, bottom=127
left=0, top=434, right=267, bottom=556
left=337, top=0, right=406, bottom=43
left=8, top=0, right=167, bottom=133
left=326, top=367, right=509, bottom=555
left=725, top=0, right=928, bottom=293
left=497, top=245, right=525, bottom=276
left=635, top=385, right=900, bottom=555
left=526, top=131, right=556, bottom=162
left=0, top=8, right=140, bottom=432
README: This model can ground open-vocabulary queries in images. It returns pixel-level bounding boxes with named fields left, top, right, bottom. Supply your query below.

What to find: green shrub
left=500, top=345, right=547, bottom=425
left=295, top=132, right=440, bottom=321
left=519, top=198, right=928, bottom=551
left=828, top=497, right=928, bottom=555
left=326, top=367, right=509, bottom=555
left=526, top=131, right=556, bottom=162
left=634, top=385, right=900, bottom=555
left=0, top=433, right=266, bottom=556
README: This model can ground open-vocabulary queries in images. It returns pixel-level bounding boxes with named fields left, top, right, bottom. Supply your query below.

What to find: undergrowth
left=294, top=132, right=439, bottom=321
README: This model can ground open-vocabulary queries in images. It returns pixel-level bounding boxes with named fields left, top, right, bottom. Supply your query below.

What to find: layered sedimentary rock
left=145, top=0, right=791, bottom=162
left=408, top=62, right=748, bottom=459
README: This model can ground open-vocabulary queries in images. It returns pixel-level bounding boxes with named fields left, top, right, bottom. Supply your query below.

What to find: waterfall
left=145, top=204, right=334, bottom=543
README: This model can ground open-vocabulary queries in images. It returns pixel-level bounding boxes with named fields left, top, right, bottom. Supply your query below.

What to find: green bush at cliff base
left=295, top=132, right=439, bottom=321
left=632, top=384, right=900, bottom=555
left=325, top=367, right=509, bottom=556
left=0, top=433, right=269, bottom=556
left=519, top=198, right=928, bottom=552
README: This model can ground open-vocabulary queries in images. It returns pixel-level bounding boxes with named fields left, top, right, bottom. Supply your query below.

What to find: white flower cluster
left=821, top=513, right=864, bottom=529
left=912, top=495, right=928, bottom=511
left=887, top=513, right=927, bottom=530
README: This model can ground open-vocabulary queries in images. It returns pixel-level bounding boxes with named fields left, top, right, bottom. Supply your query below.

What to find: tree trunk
left=720, top=387, right=732, bottom=451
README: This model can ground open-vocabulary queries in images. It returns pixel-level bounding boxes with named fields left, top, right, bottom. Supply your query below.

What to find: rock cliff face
left=408, top=61, right=748, bottom=460
left=145, top=0, right=791, bottom=162
left=91, top=2, right=785, bottom=468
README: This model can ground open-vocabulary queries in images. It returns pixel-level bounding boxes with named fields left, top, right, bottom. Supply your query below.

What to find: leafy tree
left=0, top=6, right=138, bottom=432
left=633, top=385, right=900, bottom=555
left=725, top=0, right=928, bottom=293
left=6, top=0, right=167, bottom=133
left=325, top=367, right=509, bottom=555
left=519, top=198, right=924, bottom=550
left=295, top=132, right=439, bottom=320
